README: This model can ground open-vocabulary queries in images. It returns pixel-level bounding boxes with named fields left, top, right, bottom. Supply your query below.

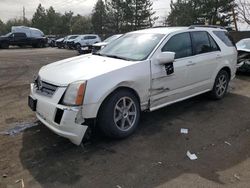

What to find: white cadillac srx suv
left=28, top=26, right=237, bottom=145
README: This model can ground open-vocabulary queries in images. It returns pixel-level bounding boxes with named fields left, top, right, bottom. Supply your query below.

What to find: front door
left=150, top=32, right=193, bottom=110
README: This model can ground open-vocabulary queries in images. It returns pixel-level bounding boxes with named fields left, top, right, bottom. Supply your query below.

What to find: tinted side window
left=208, top=34, right=220, bottom=51
left=191, top=31, right=214, bottom=55
left=213, top=31, right=234, bottom=47
left=89, top=36, right=97, bottom=39
left=14, top=33, right=26, bottom=38
left=162, top=32, right=192, bottom=59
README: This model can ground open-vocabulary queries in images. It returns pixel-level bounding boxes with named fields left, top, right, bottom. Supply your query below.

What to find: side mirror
left=157, top=51, right=175, bottom=65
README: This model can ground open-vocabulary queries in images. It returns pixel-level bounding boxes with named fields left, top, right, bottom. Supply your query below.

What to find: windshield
left=69, top=35, right=78, bottom=40
left=3, top=32, right=12, bottom=37
left=236, top=39, right=250, bottom=50
left=99, top=33, right=164, bottom=61
left=104, top=35, right=122, bottom=43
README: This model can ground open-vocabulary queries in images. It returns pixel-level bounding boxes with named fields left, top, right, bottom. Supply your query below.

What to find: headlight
left=62, top=81, right=87, bottom=106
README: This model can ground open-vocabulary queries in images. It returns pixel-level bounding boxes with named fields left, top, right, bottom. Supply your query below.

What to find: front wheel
left=97, top=89, right=140, bottom=138
left=210, top=70, right=229, bottom=99
left=75, top=43, right=81, bottom=50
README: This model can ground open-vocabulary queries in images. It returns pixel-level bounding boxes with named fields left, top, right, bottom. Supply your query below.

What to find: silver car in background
left=236, top=38, right=250, bottom=72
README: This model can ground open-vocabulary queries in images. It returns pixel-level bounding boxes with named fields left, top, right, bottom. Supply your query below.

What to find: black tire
left=210, top=70, right=229, bottom=100
left=76, top=43, right=81, bottom=50
left=97, top=89, right=140, bottom=138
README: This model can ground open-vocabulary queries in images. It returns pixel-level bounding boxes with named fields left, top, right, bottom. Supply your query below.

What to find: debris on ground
left=0, top=121, right=38, bottom=136
left=180, top=128, right=188, bottom=134
left=224, top=141, right=232, bottom=146
left=234, top=174, right=240, bottom=181
left=2, top=173, right=8, bottom=178
left=116, top=185, right=122, bottom=188
left=15, top=179, right=25, bottom=188
left=186, top=151, right=198, bottom=160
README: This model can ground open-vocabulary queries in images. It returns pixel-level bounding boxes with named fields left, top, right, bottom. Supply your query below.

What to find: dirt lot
left=0, top=48, right=250, bottom=188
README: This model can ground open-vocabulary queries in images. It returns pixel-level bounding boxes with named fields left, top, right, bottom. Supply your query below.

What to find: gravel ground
left=0, top=48, right=250, bottom=188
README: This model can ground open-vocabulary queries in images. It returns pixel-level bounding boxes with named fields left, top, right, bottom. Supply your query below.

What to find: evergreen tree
left=46, top=6, right=60, bottom=34
left=32, top=4, right=47, bottom=32
left=167, top=0, right=235, bottom=27
left=0, top=19, right=7, bottom=35
left=72, top=15, right=92, bottom=34
left=131, top=0, right=157, bottom=30
left=92, top=0, right=107, bottom=35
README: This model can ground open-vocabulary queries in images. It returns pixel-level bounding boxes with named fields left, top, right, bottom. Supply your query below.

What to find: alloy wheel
left=113, top=97, right=137, bottom=131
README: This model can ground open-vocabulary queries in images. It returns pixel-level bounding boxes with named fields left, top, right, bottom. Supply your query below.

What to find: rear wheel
left=97, top=89, right=140, bottom=138
left=210, top=70, right=229, bottom=99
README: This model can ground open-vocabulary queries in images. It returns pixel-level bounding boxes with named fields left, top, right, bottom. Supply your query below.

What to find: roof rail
left=188, top=25, right=225, bottom=29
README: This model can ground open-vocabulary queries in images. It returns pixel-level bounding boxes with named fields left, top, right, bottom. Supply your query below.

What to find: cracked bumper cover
left=29, top=83, right=88, bottom=145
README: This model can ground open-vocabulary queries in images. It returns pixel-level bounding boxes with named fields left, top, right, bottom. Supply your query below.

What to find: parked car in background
left=74, top=34, right=101, bottom=54
left=28, top=26, right=237, bottom=145
left=65, top=35, right=79, bottom=49
left=236, top=38, right=250, bottom=72
left=47, top=35, right=57, bottom=47
left=62, top=35, right=79, bottom=49
left=0, top=26, right=47, bottom=48
left=92, top=34, right=122, bottom=53
left=55, top=37, right=65, bottom=48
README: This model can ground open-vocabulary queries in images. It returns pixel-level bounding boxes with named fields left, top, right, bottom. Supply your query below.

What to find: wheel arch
left=220, top=66, right=231, bottom=80
left=96, top=85, right=141, bottom=119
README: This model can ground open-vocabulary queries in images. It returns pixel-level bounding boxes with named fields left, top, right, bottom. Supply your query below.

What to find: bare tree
left=237, top=0, right=250, bottom=25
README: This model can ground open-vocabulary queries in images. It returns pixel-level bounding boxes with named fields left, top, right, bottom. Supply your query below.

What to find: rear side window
left=84, top=36, right=97, bottom=40
left=162, top=32, right=192, bottom=59
left=89, top=36, right=97, bottom=39
left=14, top=33, right=26, bottom=38
left=191, top=31, right=218, bottom=55
left=213, top=31, right=235, bottom=47
left=208, top=34, right=220, bottom=51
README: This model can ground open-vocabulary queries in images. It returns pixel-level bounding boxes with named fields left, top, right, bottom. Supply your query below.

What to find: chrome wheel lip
left=215, top=74, right=227, bottom=97
left=113, top=97, right=137, bottom=132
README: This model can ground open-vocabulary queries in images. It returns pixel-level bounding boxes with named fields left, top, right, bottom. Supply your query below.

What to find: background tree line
left=0, top=0, right=249, bottom=36
left=0, top=0, right=156, bottom=36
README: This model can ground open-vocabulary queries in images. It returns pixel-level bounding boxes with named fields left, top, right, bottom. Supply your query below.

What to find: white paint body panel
left=30, top=27, right=237, bottom=145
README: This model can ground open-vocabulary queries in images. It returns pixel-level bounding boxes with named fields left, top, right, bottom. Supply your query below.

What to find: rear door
left=186, top=31, right=221, bottom=90
left=88, top=36, right=98, bottom=45
left=13, top=33, right=27, bottom=45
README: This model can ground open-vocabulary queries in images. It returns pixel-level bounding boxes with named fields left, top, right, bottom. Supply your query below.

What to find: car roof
left=131, top=26, right=227, bottom=35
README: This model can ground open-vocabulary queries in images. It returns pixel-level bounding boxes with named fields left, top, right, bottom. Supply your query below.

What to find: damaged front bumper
left=29, top=83, right=88, bottom=145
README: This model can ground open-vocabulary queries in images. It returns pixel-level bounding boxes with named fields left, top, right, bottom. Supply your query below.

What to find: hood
left=237, top=47, right=250, bottom=53
left=56, top=38, right=64, bottom=42
left=0, top=36, right=7, bottom=40
left=93, top=42, right=108, bottom=47
left=39, top=54, right=137, bottom=86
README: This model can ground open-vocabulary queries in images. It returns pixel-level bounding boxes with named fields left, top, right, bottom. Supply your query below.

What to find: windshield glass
left=237, top=39, right=250, bottom=50
left=3, top=32, right=12, bottom=37
left=99, top=33, right=164, bottom=61
left=69, top=35, right=78, bottom=40
left=104, top=35, right=122, bottom=43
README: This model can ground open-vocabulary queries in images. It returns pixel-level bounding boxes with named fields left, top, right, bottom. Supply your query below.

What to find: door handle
left=187, top=61, right=196, bottom=66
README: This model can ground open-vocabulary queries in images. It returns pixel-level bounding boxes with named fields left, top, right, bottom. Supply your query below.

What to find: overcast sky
left=0, top=0, right=248, bottom=30
left=0, top=0, right=170, bottom=23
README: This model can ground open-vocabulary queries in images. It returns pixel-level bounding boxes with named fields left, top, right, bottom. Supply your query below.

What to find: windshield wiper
left=105, top=54, right=130, bottom=61
left=93, top=52, right=131, bottom=61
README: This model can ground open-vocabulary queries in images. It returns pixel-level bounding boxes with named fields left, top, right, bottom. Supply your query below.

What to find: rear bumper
left=29, top=83, right=88, bottom=145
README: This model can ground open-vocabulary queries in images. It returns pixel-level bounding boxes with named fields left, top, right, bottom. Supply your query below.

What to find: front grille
left=34, top=78, right=58, bottom=97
